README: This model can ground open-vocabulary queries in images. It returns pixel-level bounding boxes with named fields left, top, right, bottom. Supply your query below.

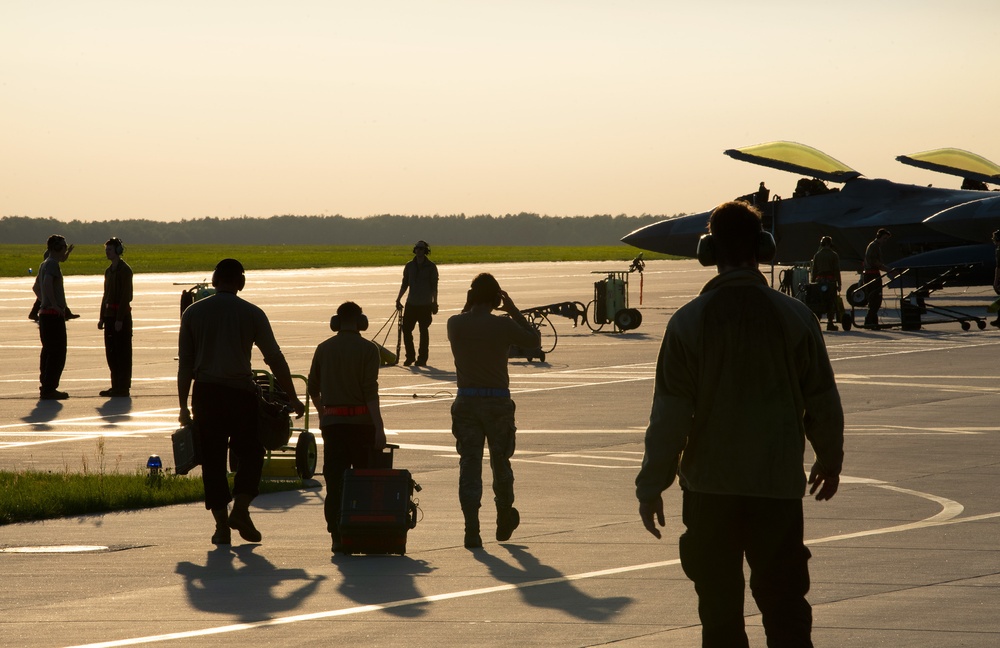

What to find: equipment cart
left=251, top=370, right=319, bottom=481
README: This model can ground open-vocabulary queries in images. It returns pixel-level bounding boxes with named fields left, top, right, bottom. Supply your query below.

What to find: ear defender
left=112, top=239, right=124, bottom=255
left=330, top=314, right=369, bottom=332
left=696, top=231, right=776, bottom=266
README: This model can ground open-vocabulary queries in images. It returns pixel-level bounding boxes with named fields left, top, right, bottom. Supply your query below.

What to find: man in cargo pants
left=447, top=273, right=539, bottom=548
left=636, top=201, right=844, bottom=647
left=308, top=301, right=387, bottom=553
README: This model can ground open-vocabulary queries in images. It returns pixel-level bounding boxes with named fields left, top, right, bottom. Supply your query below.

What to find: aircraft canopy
left=896, top=148, right=1000, bottom=186
left=723, top=141, right=861, bottom=183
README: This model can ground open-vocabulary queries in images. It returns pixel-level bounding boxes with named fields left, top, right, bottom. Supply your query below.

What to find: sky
left=3, top=0, right=999, bottom=223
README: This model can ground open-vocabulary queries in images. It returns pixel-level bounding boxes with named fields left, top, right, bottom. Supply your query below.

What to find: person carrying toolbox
left=308, top=301, right=387, bottom=554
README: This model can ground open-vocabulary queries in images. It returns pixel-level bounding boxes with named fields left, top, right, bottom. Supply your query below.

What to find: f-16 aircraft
left=622, top=141, right=1000, bottom=287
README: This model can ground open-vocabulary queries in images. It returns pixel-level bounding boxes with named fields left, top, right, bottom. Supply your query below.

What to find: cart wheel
left=538, top=351, right=546, bottom=362
left=614, top=308, right=639, bottom=331
left=295, top=430, right=318, bottom=479
left=977, top=319, right=987, bottom=330
left=842, top=313, right=853, bottom=331
left=962, top=321, right=971, bottom=331
left=628, top=308, right=642, bottom=330
left=584, top=300, right=605, bottom=332
left=846, top=283, right=867, bottom=307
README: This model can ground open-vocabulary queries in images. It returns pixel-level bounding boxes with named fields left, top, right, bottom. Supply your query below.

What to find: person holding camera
left=395, top=240, right=439, bottom=366
left=447, top=273, right=539, bottom=549
left=308, top=301, right=387, bottom=553
left=98, top=237, right=134, bottom=398
left=636, top=202, right=844, bottom=647
left=177, top=258, right=304, bottom=545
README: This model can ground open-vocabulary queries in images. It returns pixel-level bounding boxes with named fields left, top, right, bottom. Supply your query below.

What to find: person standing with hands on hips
left=395, top=240, right=438, bottom=366
left=98, top=237, right=133, bottom=398
left=177, top=259, right=305, bottom=545
left=636, top=201, right=843, bottom=647
left=447, top=273, right=540, bottom=548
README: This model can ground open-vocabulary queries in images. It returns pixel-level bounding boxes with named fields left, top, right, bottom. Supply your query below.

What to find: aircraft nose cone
left=923, top=195, right=1000, bottom=242
left=621, top=211, right=711, bottom=257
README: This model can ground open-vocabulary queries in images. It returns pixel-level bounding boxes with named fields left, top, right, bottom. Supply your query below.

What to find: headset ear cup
left=358, top=314, right=369, bottom=331
left=330, top=315, right=340, bottom=332
left=758, top=231, right=776, bottom=263
left=696, top=234, right=716, bottom=267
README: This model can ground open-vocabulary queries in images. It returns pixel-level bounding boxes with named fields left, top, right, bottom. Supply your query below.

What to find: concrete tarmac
left=2, top=259, right=999, bottom=647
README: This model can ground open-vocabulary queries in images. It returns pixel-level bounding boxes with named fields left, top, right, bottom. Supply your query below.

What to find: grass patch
left=0, top=438, right=307, bottom=525
left=0, top=244, right=674, bottom=278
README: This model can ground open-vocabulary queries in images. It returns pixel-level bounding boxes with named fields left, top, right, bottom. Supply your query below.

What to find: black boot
left=211, top=508, right=231, bottom=545
left=496, top=507, right=520, bottom=542
left=463, top=508, right=482, bottom=549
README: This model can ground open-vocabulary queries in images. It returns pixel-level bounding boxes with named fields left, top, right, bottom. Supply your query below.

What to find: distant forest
left=0, top=213, right=676, bottom=246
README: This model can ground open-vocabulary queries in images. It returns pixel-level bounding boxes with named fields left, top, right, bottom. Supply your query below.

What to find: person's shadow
left=333, top=555, right=435, bottom=617
left=473, top=544, right=632, bottom=621
left=21, top=400, right=63, bottom=430
left=97, top=398, right=133, bottom=426
left=175, top=545, right=326, bottom=622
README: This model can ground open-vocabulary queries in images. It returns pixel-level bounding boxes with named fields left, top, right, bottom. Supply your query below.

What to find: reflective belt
left=322, top=405, right=370, bottom=417
left=456, top=388, right=511, bottom=398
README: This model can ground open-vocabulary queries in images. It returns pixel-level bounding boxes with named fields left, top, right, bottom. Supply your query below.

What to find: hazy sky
left=3, top=0, right=999, bottom=223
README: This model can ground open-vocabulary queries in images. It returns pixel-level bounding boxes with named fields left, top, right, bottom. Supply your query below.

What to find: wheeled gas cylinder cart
left=588, top=254, right=645, bottom=332
left=176, top=281, right=216, bottom=317
left=252, top=370, right=319, bottom=481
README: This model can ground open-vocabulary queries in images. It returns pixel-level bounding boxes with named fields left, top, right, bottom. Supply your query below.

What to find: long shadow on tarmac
left=473, top=544, right=632, bottom=621
left=332, top=555, right=435, bottom=617
left=175, top=545, right=326, bottom=622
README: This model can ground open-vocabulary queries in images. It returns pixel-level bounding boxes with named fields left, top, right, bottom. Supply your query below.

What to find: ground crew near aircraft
left=395, top=240, right=438, bottom=366
left=98, top=237, right=133, bottom=398
left=307, top=301, right=387, bottom=554
left=177, top=258, right=305, bottom=546
left=991, top=230, right=1000, bottom=328
left=862, top=228, right=892, bottom=329
left=636, top=201, right=844, bottom=647
left=810, top=235, right=841, bottom=331
left=448, top=273, right=539, bottom=548
left=34, top=235, right=75, bottom=400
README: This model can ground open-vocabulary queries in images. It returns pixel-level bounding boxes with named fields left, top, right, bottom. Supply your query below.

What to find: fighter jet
left=622, top=141, right=1000, bottom=287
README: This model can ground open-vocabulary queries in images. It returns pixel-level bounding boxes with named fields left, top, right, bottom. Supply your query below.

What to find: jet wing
left=896, top=148, right=1000, bottom=187
left=723, top=141, right=862, bottom=183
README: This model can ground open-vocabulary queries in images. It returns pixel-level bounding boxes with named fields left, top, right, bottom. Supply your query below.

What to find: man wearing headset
left=448, top=273, right=539, bottom=548
left=636, top=201, right=844, bottom=647
left=809, top=235, right=841, bottom=331
left=34, top=234, right=75, bottom=400
left=395, top=240, right=439, bottom=366
left=178, top=258, right=305, bottom=545
left=308, top=301, right=387, bottom=553
left=98, top=237, right=134, bottom=397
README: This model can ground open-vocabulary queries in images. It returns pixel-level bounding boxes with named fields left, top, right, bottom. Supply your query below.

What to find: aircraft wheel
left=977, top=319, right=987, bottom=330
left=961, top=321, right=971, bottom=331
left=295, top=430, right=318, bottom=479
left=846, top=283, right=867, bottom=307
left=842, top=313, right=853, bottom=331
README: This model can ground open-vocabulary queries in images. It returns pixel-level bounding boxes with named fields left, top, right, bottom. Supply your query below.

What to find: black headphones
left=211, top=259, right=246, bottom=291
left=696, top=230, right=776, bottom=267
left=107, top=237, right=124, bottom=256
left=413, top=241, right=430, bottom=255
left=330, top=313, right=369, bottom=331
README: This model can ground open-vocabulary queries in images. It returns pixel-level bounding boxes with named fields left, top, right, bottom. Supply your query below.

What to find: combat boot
left=211, top=507, right=231, bottom=545
left=496, top=506, right=520, bottom=542
left=463, top=508, right=482, bottom=549
left=229, top=494, right=262, bottom=542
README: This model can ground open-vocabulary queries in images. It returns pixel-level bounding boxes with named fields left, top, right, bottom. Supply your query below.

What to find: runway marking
left=65, top=476, right=994, bottom=648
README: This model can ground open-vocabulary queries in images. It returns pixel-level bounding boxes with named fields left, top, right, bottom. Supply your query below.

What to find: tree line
left=0, top=213, right=676, bottom=246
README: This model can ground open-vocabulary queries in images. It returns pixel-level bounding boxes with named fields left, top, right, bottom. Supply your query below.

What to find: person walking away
left=308, top=301, right=387, bottom=553
left=177, top=258, right=305, bottom=545
left=810, top=235, right=841, bottom=331
left=98, top=237, right=133, bottom=397
left=862, top=228, right=892, bottom=329
left=447, top=273, right=539, bottom=548
left=636, top=201, right=844, bottom=647
left=395, top=240, right=439, bottom=366
left=34, top=235, right=74, bottom=400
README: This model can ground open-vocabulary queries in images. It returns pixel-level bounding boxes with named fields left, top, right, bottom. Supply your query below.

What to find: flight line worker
left=636, top=201, right=844, bottom=647
left=34, top=235, right=75, bottom=400
left=395, top=240, right=439, bottom=366
left=810, top=235, right=841, bottom=331
left=307, top=301, right=387, bottom=554
left=447, top=273, right=539, bottom=549
left=862, top=228, right=892, bottom=329
left=98, top=237, right=133, bottom=398
left=177, top=258, right=305, bottom=546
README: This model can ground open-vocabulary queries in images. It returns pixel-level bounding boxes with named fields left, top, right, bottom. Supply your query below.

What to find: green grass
left=1, top=244, right=673, bottom=278
left=0, top=470, right=307, bottom=525
left=0, top=439, right=307, bottom=525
